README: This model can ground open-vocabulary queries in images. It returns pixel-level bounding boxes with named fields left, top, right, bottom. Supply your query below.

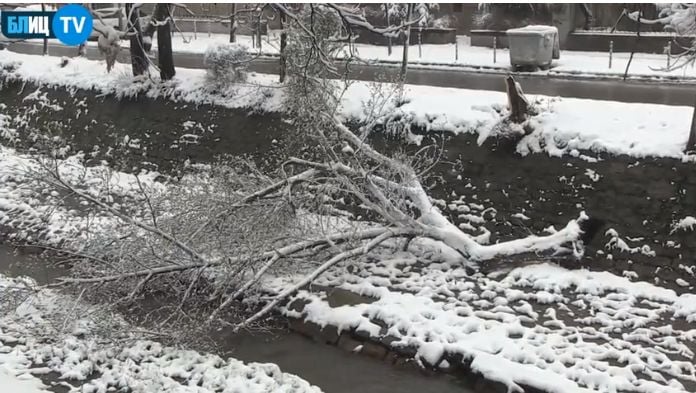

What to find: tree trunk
left=505, top=75, right=529, bottom=123
left=41, top=4, right=48, bottom=55
left=623, top=5, right=641, bottom=81
left=687, top=94, right=696, bottom=152
left=155, top=4, right=175, bottom=80
left=229, top=3, right=236, bottom=43
left=385, top=3, right=392, bottom=56
left=126, top=4, right=148, bottom=76
left=279, top=13, right=287, bottom=83
left=256, top=22, right=262, bottom=50
left=400, top=4, right=412, bottom=80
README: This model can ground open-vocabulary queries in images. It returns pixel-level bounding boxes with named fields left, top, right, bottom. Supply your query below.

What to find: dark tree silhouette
left=154, top=4, right=175, bottom=80
left=125, top=4, right=148, bottom=76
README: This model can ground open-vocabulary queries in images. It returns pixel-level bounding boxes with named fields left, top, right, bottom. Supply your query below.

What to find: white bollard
left=418, top=31, right=422, bottom=58
left=609, top=40, right=613, bottom=69
left=667, top=41, right=671, bottom=69
left=493, top=37, right=497, bottom=64
left=207, top=20, right=211, bottom=37
left=455, top=41, right=458, bottom=61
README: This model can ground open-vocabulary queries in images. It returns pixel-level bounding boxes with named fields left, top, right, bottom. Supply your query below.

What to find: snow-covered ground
left=0, top=275, right=322, bottom=392
left=119, top=32, right=696, bottom=81
left=297, top=250, right=696, bottom=393
left=0, top=146, right=162, bottom=245
left=0, top=370, right=49, bottom=393
left=1, top=49, right=694, bottom=161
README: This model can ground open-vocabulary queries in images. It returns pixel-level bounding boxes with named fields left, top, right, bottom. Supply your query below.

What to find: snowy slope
left=1, top=49, right=693, bottom=161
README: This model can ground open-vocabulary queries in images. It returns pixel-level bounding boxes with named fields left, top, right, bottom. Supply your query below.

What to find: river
left=0, top=244, right=476, bottom=393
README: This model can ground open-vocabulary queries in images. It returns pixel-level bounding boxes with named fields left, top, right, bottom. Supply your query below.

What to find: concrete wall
left=353, top=27, right=457, bottom=46
left=566, top=31, right=689, bottom=54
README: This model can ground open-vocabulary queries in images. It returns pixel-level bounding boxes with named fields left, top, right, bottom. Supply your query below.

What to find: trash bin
left=506, top=25, right=559, bottom=70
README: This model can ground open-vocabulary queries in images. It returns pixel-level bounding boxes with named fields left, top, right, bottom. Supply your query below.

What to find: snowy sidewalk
left=16, top=33, right=696, bottom=83
left=150, top=33, right=696, bottom=82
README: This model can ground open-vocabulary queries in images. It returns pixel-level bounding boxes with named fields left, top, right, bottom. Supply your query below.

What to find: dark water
left=222, top=331, right=474, bottom=393
left=0, top=244, right=64, bottom=284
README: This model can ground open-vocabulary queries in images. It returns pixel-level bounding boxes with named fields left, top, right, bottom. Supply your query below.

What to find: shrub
left=203, top=43, right=251, bottom=84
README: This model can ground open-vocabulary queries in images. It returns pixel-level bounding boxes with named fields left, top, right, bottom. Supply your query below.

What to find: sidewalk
left=12, top=32, right=696, bottom=84
left=158, top=33, right=696, bottom=82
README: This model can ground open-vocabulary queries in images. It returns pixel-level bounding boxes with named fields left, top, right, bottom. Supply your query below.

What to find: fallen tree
left=30, top=4, right=590, bottom=333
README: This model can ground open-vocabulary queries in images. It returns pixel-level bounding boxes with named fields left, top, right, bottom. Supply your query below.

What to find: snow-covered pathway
left=81, top=32, right=696, bottom=82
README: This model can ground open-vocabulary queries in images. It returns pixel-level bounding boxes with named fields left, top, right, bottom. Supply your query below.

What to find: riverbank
left=1, top=51, right=696, bottom=393
left=1, top=49, right=694, bottom=161
left=0, top=272, right=325, bottom=393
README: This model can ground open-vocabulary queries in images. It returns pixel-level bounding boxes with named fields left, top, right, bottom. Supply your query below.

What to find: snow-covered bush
left=474, top=4, right=556, bottom=30
left=384, top=3, right=436, bottom=28
left=96, top=26, right=121, bottom=73
left=204, top=43, right=251, bottom=84
left=431, top=15, right=456, bottom=29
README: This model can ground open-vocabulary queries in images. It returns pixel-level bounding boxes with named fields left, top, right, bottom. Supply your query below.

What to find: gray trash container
left=506, top=25, right=559, bottom=69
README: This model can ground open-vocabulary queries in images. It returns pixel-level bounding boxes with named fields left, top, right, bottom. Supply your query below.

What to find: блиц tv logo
left=1, top=4, right=93, bottom=46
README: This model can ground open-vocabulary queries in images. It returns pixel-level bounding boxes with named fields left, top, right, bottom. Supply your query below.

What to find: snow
left=525, top=97, right=691, bottom=159
left=292, top=255, right=696, bottom=393
left=104, top=32, right=696, bottom=81
left=1, top=49, right=694, bottom=160
left=0, top=370, right=49, bottom=393
left=0, top=274, right=322, bottom=393
left=507, top=25, right=559, bottom=35
left=0, top=50, right=283, bottom=113
left=0, top=144, right=163, bottom=245
left=672, top=216, right=696, bottom=233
